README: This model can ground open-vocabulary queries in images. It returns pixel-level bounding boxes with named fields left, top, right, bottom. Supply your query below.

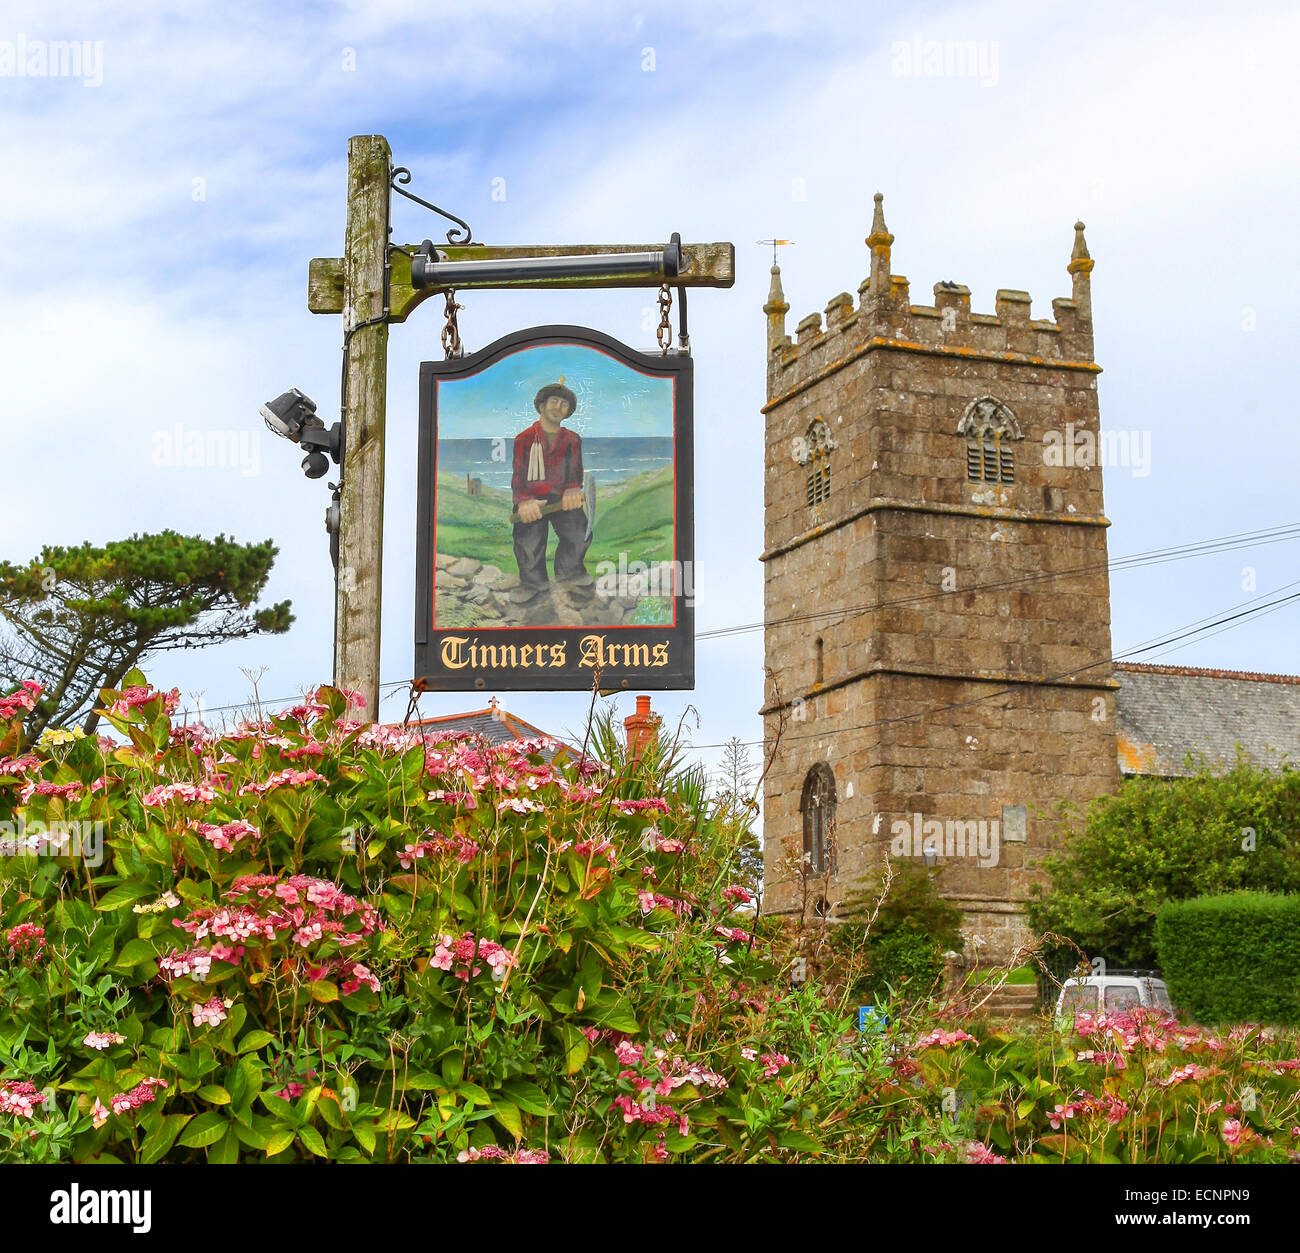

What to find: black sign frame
left=414, top=324, right=694, bottom=692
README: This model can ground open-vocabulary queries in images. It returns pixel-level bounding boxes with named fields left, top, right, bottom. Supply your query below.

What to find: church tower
left=760, top=198, right=1117, bottom=960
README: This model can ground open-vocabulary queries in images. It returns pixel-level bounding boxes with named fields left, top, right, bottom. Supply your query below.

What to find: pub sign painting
left=415, top=325, right=694, bottom=691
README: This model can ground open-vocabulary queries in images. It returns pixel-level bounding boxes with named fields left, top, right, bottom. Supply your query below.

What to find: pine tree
left=0, top=530, right=292, bottom=742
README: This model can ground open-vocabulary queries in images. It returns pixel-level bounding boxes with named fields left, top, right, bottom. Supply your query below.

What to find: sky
left=436, top=341, right=675, bottom=440
left=2, top=0, right=1298, bottom=791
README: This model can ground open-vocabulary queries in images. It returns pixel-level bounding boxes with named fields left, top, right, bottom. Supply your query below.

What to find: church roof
left=1114, top=662, right=1300, bottom=777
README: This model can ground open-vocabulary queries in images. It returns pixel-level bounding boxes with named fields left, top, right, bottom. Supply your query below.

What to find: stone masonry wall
left=760, top=200, right=1117, bottom=963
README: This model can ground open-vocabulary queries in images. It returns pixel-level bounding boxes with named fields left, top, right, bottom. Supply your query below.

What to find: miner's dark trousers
left=513, top=497, right=592, bottom=589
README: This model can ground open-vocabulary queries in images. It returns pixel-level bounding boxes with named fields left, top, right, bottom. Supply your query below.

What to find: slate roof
left=1114, top=663, right=1300, bottom=776
left=402, top=702, right=572, bottom=761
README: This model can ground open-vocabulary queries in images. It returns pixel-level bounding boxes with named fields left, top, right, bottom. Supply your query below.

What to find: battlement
left=762, top=196, right=1096, bottom=401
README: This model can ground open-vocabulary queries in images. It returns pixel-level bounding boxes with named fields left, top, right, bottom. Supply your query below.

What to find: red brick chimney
left=623, top=695, right=659, bottom=761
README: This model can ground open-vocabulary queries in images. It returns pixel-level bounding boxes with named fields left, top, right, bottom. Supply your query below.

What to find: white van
left=1056, top=972, right=1174, bottom=1022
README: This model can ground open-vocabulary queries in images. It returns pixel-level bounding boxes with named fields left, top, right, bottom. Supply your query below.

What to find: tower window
left=796, top=417, right=836, bottom=509
left=814, top=636, right=824, bottom=685
left=965, top=436, right=1014, bottom=484
left=801, top=762, right=836, bottom=876
left=807, top=466, right=831, bottom=506
left=957, top=397, right=1022, bottom=486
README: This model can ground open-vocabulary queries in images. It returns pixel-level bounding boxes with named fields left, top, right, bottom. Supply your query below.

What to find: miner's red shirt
left=512, top=422, right=584, bottom=506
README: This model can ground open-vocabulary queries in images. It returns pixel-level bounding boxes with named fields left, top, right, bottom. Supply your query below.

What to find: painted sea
left=436, top=436, right=672, bottom=494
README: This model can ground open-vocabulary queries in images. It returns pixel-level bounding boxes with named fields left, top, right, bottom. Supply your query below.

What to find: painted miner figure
left=510, top=378, right=595, bottom=603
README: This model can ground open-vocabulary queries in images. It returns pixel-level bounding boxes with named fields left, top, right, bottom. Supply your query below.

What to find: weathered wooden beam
left=308, top=241, right=735, bottom=322
left=333, top=135, right=391, bottom=720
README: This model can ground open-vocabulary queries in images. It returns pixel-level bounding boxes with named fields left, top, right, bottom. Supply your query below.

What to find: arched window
left=796, top=417, right=835, bottom=507
left=801, top=763, right=836, bottom=875
left=957, top=397, right=1021, bottom=485
left=814, top=636, right=824, bottom=685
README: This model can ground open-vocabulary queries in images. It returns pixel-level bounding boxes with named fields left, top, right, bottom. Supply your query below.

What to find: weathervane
left=757, top=238, right=794, bottom=266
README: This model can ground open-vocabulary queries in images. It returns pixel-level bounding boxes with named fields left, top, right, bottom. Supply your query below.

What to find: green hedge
left=1155, top=893, right=1300, bottom=1026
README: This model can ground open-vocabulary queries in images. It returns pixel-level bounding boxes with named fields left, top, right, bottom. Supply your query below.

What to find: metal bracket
left=390, top=166, right=473, bottom=245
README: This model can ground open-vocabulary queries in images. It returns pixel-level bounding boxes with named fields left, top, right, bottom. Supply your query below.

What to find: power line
left=684, top=581, right=1300, bottom=752
left=159, top=521, right=1300, bottom=724
left=697, top=521, right=1300, bottom=641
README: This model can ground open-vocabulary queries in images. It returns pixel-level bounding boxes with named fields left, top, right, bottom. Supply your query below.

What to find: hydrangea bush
left=1, top=674, right=1298, bottom=1164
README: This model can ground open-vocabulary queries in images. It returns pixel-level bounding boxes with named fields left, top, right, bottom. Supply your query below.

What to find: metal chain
left=656, top=284, right=673, bottom=355
left=442, top=290, right=464, bottom=359
left=402, top=681, right=423, bottom=727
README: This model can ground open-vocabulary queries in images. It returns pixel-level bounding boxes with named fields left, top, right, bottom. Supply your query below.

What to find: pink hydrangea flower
left=0, top=680, right=42, bottom=721
left=142, top=781, right=216, bottom=808
left=341, top=962, right=381, bottom=995
left=191, top=997, right=229, bottom=1028
left=1222, top=1118, right=1244, bottom=1146
left=5, top=923, right=46, bottom=959
left=91, top=1097, right=110, bottom=1129
left=0, top=1081, right=47, bottom=1118
left=964, top=1141, right=1008, bottom=1164
left=17, top=778, right=85, bottom=804
left=157, top=947, right=213, bottom=981
left=110, top=1077, right=167, bottom=1115
left=914, top=1028, right=978, bottom=1049
left=83, top=1031, right=126, bottom=1051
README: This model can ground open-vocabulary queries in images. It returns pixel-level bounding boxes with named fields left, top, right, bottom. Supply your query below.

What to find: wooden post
left=334, top=134, right=391, bottom=720
left=308, top=133, right=734, bottom=718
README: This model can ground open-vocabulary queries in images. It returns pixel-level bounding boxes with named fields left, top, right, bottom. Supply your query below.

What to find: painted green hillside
left=434, top=463, right=674, bottom=578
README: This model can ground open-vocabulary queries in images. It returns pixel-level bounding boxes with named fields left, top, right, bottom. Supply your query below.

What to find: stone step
left=978, top=984, right=1041, bottom=1017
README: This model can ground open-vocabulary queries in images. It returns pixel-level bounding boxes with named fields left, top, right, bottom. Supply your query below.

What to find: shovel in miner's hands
left=510, top=472, right=597, bottom=542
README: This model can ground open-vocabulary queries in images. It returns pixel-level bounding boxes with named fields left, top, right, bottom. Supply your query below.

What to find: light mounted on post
left=410, top=232, right=685, bottom=290
left=260, top=388, right=344, bottom=480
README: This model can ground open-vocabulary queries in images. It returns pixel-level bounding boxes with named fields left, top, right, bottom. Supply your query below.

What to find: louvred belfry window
left=798, top=417, right=836, bottom=508
left=958, top=397, right=1021, bottom=485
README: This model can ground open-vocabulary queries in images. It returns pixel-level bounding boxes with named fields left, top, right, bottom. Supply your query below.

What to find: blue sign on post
left=858, top=1006, right=888, bottom=1033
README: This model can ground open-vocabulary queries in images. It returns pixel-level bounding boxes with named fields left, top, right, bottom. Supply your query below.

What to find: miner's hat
left=534, top=377, right=577, bottom=414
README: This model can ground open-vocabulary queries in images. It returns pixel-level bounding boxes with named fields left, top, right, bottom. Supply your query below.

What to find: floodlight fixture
left=261, top=388, right=344, bottom=480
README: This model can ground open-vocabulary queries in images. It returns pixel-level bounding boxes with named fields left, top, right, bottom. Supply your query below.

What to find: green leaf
left=457, top=1081, right=493, bottom=1106
left=557, top=1024, right=589, bottom=1075
left=298, top=1124, right=329, bottom=1157
left=196, top=1084, right=231, bottom=1105
left=492, top=1100, right=523, bottom=1139
left=178, top=1111, right=228, bottom=1148
left=586, top=996, right=639, bottom=1034
left=237, top=1030, right=276, bottom=1054
left=140, top=1113, right=193, bottom=1163
left=208, top=1125, right=240, bottom=1164
left=776, top=1129, right=822, bottom=1152
left=441, top=1053, right=464, bottom=1087
left=265, top=1128, right=296, bottom=1157
left=113, top=937, right=158, bottom=969
left=94, top=881, right=153, bottom=912
left=354, top=1122, right=376, bottom=1155
left=401, top=742, right=426, bottom=787
left=308, top=980, right=339, bottom=1003
left=317, top=1094, right=344, bottom=1130
left=232, top=1119, right=269, bottom=1150
left=501, top=1080, right=550, bottom=1116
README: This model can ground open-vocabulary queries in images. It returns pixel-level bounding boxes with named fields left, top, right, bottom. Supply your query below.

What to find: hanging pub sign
left=415, top=325, right=694, bottom=691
